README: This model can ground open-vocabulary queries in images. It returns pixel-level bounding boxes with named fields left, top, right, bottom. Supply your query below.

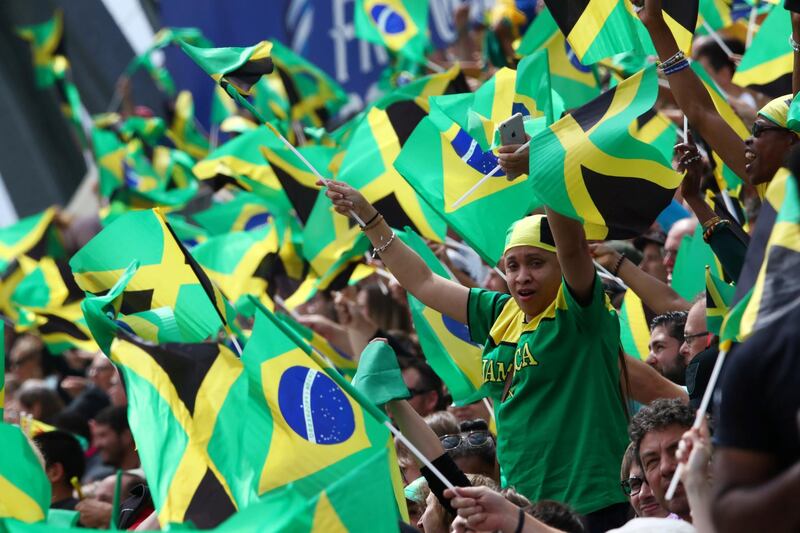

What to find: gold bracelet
left=701, top=216, right=721, bottom=230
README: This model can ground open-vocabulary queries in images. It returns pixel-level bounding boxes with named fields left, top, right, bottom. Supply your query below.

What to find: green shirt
left=467, top=276, right=629, bottom=515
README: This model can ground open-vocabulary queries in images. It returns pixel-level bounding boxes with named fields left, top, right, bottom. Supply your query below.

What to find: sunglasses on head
left=620, top=476, right=646, bottom=497
left=751, top=122, right=789, bottom=138
left=440, top=430, right=492, bottom=451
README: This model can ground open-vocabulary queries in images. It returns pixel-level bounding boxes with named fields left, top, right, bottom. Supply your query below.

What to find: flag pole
left=701, top=21, right=737, bottom=61
left=593, top=260, right=628, bottom=289
left=745, top=1, right=759, bottom=48
left=450, top=140, right=532, bottom=210
left=264, top=122, right=366, bottom=227
left=683, top=115, right=689, bottom=142
left=666, top=348, right=728, bottom=500
left=426, top=60, right=446, bottom=73
left=385, top=423, right=456, bottom=490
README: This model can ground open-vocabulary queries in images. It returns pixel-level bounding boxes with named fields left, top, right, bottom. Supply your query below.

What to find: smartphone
left=499, top=113, right=526, bottom=146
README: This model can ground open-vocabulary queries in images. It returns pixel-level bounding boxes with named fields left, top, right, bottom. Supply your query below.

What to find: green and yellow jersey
left=467, top=275, right=629, bottom=515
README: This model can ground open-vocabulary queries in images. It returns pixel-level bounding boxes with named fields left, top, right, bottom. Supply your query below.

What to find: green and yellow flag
left=399, top=229, right=484, bottom=404
left=278, top=314, right=358, bottom=381
left=15, top=10, right=65, bottom=87
left=0, top=208, right=62, bottom=274
left=698, top=0, right=733, bottom=31
left=241, top=306, right=406, bottom=524
left=354, top=0, right=430, bottom=63
left=618, top=289, right=655, bottom=361
left=166, top=91, right=209, bottom=159
left=671, top=225, right=725, bottom=300
left=70, top=209, right=237, bottom=353
left=108, top=334, right=247, bottom=527
left=705, top=266, right=735, bottom=335
left=193, top=192, right=273, bottom=235
left=732, top=7, right=791, bottom=97
left=179, top=40, right=273, bottom=96
left=517, top=8, right=601, bottom=110
left=529, top=66, right=683, bottom=240
left=720, top=171, right=800, bottom=348
left=0, top=423, right=50, bottom=523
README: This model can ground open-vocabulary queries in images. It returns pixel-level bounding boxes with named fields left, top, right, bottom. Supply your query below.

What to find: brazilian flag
left=354, top=0, right=430, bottom=63
left=430, top=49, right=560, bottom=150
left=517, top=8, right=601, bottom=110
left=70, top=209, right=237, bottom=353
left=376, top=65, right=470, bottom=109
left=193, top=126, right=291, bottom=214
left=529, top=66, right=683, bottom=240
left=334, top=98, right=447, bottom=242
left=241, top=306, right=407, bottom=524
left=166, top=91, right=209, bottom=159
left=618, top=289, right=655, bottom=361
left=693, top=62, right=748, bottom=190
left=732, top=7, right=791, bottom=97
left=278, top=314, right=358, bottom=381
left=705, top=266, right=735, bottom=335
left=15, top=10, right=65, bottom=88
left=108, top=334, right=248, bottom=527
left=395, top=113, right=540, bottom=266
left=269, top=41, right=348, bottom=127
left=399, top=229, right=484, bottom=404
left=193, top=192, right=273, bottom=235
left=0, top=423, right=50, bottom=523
left=720, top=171, right=800, bottom=348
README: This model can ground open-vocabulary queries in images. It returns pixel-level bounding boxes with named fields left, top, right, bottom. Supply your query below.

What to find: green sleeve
left=466, top=288, right=510, bottom=345
left=707, top=224, right=748, bottom=282
left=562, top=274, right=618, bottom=332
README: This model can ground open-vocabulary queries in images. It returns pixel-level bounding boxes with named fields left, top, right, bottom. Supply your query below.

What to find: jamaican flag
left=193, top=126, right=292, bottom=215
left=70, top=209, right=237, bottom=353
left=431, top=49, right=559, bottom=150
left=720, top=171, right=800, bottom=348
left=241, top=306, right=407, bottom=523
left=335, top=98, right=447, bottom=241
left=193, top=192, right=273, bottom=235
left=166, top=91, right=209, bottom=159
left=269, top=41, right=348, bottom=127
left=354, top=0, right=430, bottom=63
left=628, top=108, right=678, bottom=166
left=278, top=314, right=358, bottom=381
left=705, top=266, right=735, bottom=335
left=698, top=0, right=733, bottom=31
left=0, top=423, right=50, bottom=523
left=517, top=8, right=600, bottom=110
left=15, top=10, right=65, bottom=88
left=399, top=229, right=484, bottom=404
left=166, top=214, right=209, bottom=250
left=179, top=40, right=273, bottom=96
left=618, top=289, right=656, bottom=361
left=395, top=112, right=540, bottom=266
left=0, top=208, right=62, bottom=274
left=529, top=66, right=682, bottom=240
left=671, top=225, right=726, bottom=300
left=732, top=7, right=791, bottom=97
left=632, top=0, right=699, bottom=58
left=109, top=334, right=248, bottom=527
left=119, top=115, right=168, bottom=146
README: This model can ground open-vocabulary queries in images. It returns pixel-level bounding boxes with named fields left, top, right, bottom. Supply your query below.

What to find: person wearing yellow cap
left=636, top=0, right=800, bottom=191
left=322, top=179, right=633, bottom=531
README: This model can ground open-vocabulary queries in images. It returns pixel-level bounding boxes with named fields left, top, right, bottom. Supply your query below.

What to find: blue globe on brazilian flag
left=355, top=0, right=430, bottom=63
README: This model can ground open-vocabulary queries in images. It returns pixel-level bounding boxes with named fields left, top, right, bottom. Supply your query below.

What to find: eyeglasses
left=751, top=122, right=789, bottom=138
left=407, top=387, right=433, bottom=398
left=440, top=431, right=492, bottom=451
left=684, top=331, right=710, bottom=344
left=620, top=476, right=646, bottom=497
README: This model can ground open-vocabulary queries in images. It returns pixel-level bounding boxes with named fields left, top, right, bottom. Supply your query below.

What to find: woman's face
left=503, top=245, right=561, bottom=319
left=630, top=463, right=668, bottom=518
left=745, top=119, right=798, bottom=184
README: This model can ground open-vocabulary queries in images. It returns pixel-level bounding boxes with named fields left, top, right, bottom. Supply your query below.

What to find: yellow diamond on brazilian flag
left=242, top=308, right=403, bottom=517
left=355, top=0, right=430, bottom=63
left=529, top=66, right=682, bottom=240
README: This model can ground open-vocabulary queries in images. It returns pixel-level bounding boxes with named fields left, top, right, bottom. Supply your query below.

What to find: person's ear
left=46, top=462, right=65, bottom=483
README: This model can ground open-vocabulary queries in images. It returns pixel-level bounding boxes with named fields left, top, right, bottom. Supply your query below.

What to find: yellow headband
left=758, top=94, right=794, bottom=130
left=503, top=215, right=556, bottom=255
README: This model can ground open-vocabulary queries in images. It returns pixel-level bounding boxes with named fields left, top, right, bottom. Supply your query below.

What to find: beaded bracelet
left=702, top=219, right=731, bottom=242
left=657, top=50, right=685, bottom=71
left=611, top=253, right=627, bottom=277
left=701, top=215, right=722, bottom=231
left=371, top=231, right=396, bottom=258
left=791, top=34, right=800, bottom=53
left=662, top=58, right=690, bottom=76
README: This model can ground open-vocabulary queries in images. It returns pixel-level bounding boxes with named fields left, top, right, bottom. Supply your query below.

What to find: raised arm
left=590, top=243, right=691, bottom=314
left=793, top=12, right=800, bottom=96
left=544, top=208, right=596, bottom=304
left=323, top=180, right=469, bottom=323
left=386, top=399, right=446, bottom=463
left=636, top=0, right=748, bottom=181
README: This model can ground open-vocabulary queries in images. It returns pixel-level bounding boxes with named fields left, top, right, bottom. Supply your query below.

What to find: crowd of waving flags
left=2, top=0, right=800, bottom=530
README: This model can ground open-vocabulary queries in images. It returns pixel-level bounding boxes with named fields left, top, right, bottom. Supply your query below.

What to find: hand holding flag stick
left=450, top=139, right=531, bottom=210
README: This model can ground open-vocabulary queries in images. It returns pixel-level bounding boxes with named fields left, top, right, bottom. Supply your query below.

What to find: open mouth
left=744, top=149, right=757, bottom=172
left=517, top=288, right=535, bottom=300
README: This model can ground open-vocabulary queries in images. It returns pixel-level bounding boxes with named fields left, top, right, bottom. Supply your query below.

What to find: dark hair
left=34, top=430, right=86, bottom=482
left=529, top=500, right=586, bottom=533
left=649, top=311, right=688, bottom=344
left=362, top=284, right=412, bottom=332
left=94, top=405, right=130, bottom=435
left=694, top=37, right=744, bottom=74
left=397, top=356, right=447, bottom=410
left=628, top=398, right=694, bottom=454
left=52, top=410, right=92, bottom=444
left=424, top=410, right=460, bottom=437
left=449, top=419, right=496, bottom=467
left=17, top=383, right=64, bottom=423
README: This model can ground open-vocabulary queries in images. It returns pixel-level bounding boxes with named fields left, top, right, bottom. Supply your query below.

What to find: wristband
left=361, top=214, right=384, bottom=232
left=611, top=253, right=626, bottom=278
left=513, top=507, right=525, bottom=533
left=662, top=58, right=690, bottom=76
left=360, top=211, right=380, bottom=229
left=657, top=50, right=685, bottom=71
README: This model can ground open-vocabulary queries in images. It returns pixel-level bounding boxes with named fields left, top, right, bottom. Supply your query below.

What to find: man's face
left=638, top=424, right=691, bottom=519
left=648, top=325, right=686, bottom=385
left=88, top=355, right=116, bottom=392
left=402, top=367, right=437, bottom=417
left=92, top=423, right=123, bottom=466
left=503, top=246, right=562, bottom=319
left=640, top=243, right=668, bottom=282
left=680, top=301, right=708, bottom=363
